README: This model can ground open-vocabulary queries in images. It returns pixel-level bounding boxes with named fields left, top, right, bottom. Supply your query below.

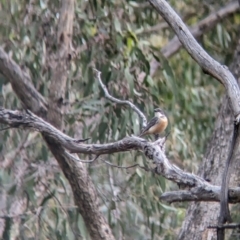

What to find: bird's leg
left=154, top=133, right=159, bottom=140
left=164, top=131, right=171, bottom=139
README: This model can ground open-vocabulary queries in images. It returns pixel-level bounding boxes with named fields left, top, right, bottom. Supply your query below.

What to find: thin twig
left=208, top=223, right=240, bottom=229
left=39, top=180, right=81, bottom=238
left=64, top=150, right=99, bottom=163
left=94, top=69, right=147, bottom=128
left=78, top=155, right=100, bottom=163
left=107, top=165, right=122, bottom=238
left=0, top=131, right=29, bottom=169
left=0, top=126, right=14, bottom=131
left=103, top=160, right=151, bottom=172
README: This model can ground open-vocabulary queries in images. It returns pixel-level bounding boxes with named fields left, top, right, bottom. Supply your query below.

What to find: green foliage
left=0, top=0, right=239, bottom=239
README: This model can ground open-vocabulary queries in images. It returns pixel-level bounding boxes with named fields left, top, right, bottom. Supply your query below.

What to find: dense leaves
left=0, top=0, right=239, bottom=239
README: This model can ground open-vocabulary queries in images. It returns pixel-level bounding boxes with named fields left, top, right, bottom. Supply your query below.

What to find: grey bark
left=0, top=0, right=115, bottom=238
left=178, top=38, right=240, bottom=240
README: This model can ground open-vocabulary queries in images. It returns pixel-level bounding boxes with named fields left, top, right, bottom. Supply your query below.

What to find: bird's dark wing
left=140, top=116, right=159, bottom=135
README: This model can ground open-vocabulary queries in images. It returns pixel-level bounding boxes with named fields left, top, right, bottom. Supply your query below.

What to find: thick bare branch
left=148, top=0, right=240, bottom=119
left=0, top=47, right=48, bottom=117
left=0, top=108, right=144, bottom=154
left=138, top=1, right=238, bottom=38
left=3, top=107, right=240, bottom=204
left=0, top=109, right=197, bottom=183
left=162, top=1, right=239, bottom=58
left=0, top=109, right=201, bottom=187
left=139, top=1, right=239, bottom=81
left=161, top=187, right=240, bottom=203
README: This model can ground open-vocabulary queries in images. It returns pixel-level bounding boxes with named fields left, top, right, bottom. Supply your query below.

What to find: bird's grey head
left=154, top=108, right=165, bottom=118
left=154, top=108, right=163, bottom=113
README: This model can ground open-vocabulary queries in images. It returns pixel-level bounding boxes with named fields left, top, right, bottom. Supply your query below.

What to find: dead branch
left=161, top=187, right=240, bottom=204
left=3, top=107, right=240, bottom=203
left=0, top=47, right=48, bottom=117
left=148, top=0, right=240, bottom=120
left=208, top=223, right=240, bottom=229
left=139, top=0, right=238, bottom=38
left=139, top=1, right=239, bottom=81
left=162, top=1, right=239, bottom=58
left=95, top=69, right=148, bottom=128
left=46, top=1, right=115, bottom=239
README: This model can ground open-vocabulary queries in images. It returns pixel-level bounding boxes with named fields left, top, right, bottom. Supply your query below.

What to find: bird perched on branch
left=139, top=108, right=168, bottom=139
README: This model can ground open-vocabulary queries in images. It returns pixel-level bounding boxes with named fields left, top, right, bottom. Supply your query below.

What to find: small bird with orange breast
left=139, top=108, right=168, bottom=138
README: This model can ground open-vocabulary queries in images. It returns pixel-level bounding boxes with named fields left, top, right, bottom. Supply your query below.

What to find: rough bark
left=42, top=138, right=114, bottom=240
left=140, top=1, right=240, bottom=82
left=0, top=48, right=48, bottom=117
left=0, top=0, right=115, bottom=239
left=0, top=0, right=239, bottom=238
left=148, top=0, right=240, bottom=117
left=145, top=1, right=240, bottom=239
left=162, top=1, right=239, bottom=58
left=3, top=108, right=240, bottom=206
left=46, top=0, right=73, bottom=130
left=43, top=1, right=115, bottom=239
left=178, top=38, right=240, bottom=240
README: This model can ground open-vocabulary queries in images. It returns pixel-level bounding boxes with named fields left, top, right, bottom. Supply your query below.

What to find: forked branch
left=148, top=0, right=240, bottom=119
left=2, top=107, right=240, bottom=204
left=94, top=69, right=148, bottom=128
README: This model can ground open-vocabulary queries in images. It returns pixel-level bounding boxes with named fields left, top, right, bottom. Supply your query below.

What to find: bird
left=139, top=108, right=168, bottom=138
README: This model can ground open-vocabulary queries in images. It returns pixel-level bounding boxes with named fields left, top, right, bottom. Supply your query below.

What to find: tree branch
left=138, top=1, right=239, bottom=38
left=162, top=1, right=239, bottom=58
left=138, top=1, right=239, bottom=81
left=148, top=0, right=240, bottom=119
left=95, top=69, right=148, bottom=128
left=161, top=187, right=240, bottom=203
left=0, top=108, right=144, bottom=154
left=3, top=107, right=240, bottom=203
left=44, top=1, right=115, bottom=239
left=0, top=1, right=116, bottom=238
left=0, top=47, right=48, bottom=117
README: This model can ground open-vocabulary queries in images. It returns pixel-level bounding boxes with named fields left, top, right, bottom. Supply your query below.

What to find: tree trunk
left=178, top=38, right=240, bottom=240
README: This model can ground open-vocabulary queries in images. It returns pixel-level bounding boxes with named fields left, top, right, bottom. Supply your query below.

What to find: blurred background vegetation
left=0, top=0, right=239, bottom=239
